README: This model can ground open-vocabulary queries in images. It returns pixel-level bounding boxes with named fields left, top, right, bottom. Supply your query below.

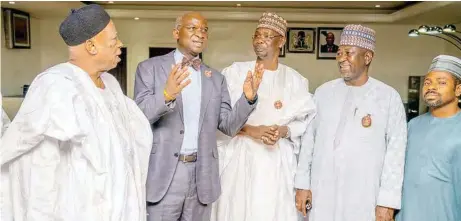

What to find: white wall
left=1, top=17, right=42, bottom=97
left=37, top=18, right=447, bottom=100
left=1, top=16, right=454, bottom=117
left=443, top=22, right=461, bottom=58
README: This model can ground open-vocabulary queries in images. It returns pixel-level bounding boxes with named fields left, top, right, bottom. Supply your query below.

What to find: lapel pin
left=361, top=114, right=372, bottom=128
left=274, top=100, right=283, bottom=109
left=204, top=70, right=212, bottom=78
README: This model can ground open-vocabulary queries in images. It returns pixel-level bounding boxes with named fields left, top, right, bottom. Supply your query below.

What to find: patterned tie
left=181, top=57, right=201, bottom=71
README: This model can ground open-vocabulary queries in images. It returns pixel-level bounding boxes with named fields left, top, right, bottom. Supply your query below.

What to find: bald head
left=173, top=12, right=208, bottom=58
left=175, top=12, right=207, bottom=30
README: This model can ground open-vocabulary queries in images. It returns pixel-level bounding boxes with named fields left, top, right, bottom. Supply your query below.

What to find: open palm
left=243, top=63, right=264, bottom=101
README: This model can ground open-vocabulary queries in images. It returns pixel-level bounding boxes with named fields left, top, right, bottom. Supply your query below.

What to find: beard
left=424, top=97, right=443, bottom=107
left=423, top=92, right=457, bottom=108
left=424, top=91, right=443, bottom=107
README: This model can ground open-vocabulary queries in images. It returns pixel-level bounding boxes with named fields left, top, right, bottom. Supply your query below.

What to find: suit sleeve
left=134, top=60, right=175, bottom=124
left=217, top=76, right=257, bottom=137
left=377, top=91, right=408, bottom=209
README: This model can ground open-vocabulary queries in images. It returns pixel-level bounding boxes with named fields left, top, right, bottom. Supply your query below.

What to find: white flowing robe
left=211, top=61, right=316, bottom=221
left=1, top=93, right=12, bottom=220
left=295, top=78, right=407, bottom=221
left=0, top=63, right=153, bottom=221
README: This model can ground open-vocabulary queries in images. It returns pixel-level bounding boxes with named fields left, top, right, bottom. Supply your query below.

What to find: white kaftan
left=295, top=77, right=407, bottom=221
left=1, top=108, right=10, bottom=136
left=1, top=93, right=13, bottom=221
left=0, top=63, right=153, bottom=221
left=211, top=61, right=316, bottom=221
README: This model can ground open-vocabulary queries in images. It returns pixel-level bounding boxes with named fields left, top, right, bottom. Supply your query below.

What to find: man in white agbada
left=0, top=4, right=152, bottom=221
left=295, top=24, right=407, bottom=221
left=1, top=93, right=12, bottom=220
left=1, top=95, right=11, bottom=136
left=211, top=12, right=316, bottom=221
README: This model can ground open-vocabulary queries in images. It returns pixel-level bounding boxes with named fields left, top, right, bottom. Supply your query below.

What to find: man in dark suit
left=320, top=32, right=339, bottom=53
left=134, top=12, right=264, bottom=221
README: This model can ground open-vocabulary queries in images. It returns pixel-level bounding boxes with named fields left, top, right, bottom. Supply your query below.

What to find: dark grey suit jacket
left=134, top=51, right=256, bottom=204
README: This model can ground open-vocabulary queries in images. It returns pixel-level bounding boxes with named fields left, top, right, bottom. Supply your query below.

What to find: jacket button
left=174, top=153, right=179, bottom=157
left=180, top=130, right=184, bottom=134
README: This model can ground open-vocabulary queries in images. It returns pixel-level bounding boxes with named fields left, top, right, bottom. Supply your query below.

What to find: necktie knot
left=181, top=57, right=201, bottom=71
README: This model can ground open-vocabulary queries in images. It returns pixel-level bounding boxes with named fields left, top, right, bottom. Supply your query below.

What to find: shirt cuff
left=294, top=174, right=311, bottom=190
left=377, top=189, right=401, bottom=209
left=165, top=99, right=176, bottom=109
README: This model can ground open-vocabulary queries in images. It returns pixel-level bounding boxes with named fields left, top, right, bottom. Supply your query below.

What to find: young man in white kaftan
left=295, top=24, right=407, bottom=221
left=211, top=12, right=316, bottom=221
left=396, top=55, right=461, bottom=221
left=0, top=5, right=152, bottom=221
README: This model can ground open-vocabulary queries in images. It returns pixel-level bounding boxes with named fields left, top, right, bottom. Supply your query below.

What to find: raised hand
left=164, top=64, right=191, bottom=101
left=243, top=63, right=264, bottom=101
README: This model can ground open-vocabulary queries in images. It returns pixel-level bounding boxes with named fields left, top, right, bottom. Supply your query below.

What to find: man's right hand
left=295, top=189, right=312, bottom=217
left=245, top=125, right=278, bottom=145
left=164, top=64, right=191, bottom=102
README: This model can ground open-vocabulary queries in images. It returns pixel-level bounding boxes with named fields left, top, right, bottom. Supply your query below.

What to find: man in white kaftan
left=1, top=109, right=10, bottom=136
left=0, top=5, right=152, bottom=221
left=1, top=93, right=13, bottom=221
left=295, top=25, right=407, bottom=221
left=211, top=12, right=316, bottom=221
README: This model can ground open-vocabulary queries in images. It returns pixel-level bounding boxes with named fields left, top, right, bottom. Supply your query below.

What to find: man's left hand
left=243, top=63, right=264, bottom=101
left=376, top=206, right=395, bottom=221
left=261, top=125, right=290, bottom=146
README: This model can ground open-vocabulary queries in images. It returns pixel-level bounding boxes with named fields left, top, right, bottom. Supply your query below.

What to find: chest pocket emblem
left=361, top=114, right=372, bottom=128
left=274, top=100, right=283, bottom=109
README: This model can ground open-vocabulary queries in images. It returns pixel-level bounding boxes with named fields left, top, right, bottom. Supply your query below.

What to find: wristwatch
left=247, top=94, right=258, bottom=105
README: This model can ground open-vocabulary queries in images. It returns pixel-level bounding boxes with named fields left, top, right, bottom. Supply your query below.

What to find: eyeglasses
left=252, top=34, right=282, bottom=41
left=179, top=25, right=209, bottom=34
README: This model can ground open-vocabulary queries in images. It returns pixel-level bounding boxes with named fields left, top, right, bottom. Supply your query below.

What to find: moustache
left=424, top=91, right=440, bottom=97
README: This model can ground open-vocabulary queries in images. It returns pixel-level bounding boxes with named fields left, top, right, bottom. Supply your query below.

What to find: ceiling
left=1, top=1, right=85, bottom=17
left=1, top=1, right=460, bottom=25
left=94, top=1, right=416, bottom=11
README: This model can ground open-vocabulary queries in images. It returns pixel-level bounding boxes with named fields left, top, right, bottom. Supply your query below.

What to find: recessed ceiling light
left=9, top=1, right=15, bottom=4
left=236, top=3, right=242, bottom=7
left=375, top=5, right=381, bottom=8
left=108, top=1, right=114, bottom=3
left=134, top=17, right=140, bottom=20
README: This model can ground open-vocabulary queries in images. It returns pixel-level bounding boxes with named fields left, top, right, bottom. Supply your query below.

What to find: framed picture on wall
left=316, top=27, right=343, bottom=59
left=3, top=8, right=31, bottom=49
left=286, top=28, right=315, bottom=53
left=279, top=44, right=286, bottom=57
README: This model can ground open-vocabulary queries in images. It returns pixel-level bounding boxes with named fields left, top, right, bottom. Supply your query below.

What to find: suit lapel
left=161, top=51, right=184, bottom=124
left=198, top=64, right=214, bottom=132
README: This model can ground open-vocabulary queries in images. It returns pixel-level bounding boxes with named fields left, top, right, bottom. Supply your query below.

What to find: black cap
left=59, top=4, right=111, bottom=46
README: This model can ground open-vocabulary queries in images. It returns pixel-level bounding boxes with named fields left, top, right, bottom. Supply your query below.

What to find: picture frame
left=3, top=8, right=31, bottom=49
left=316, top=27, right=343, bottom=60
left=279, top=44, right=286, bottom=57
left=286, top=27, right=315, bottom=53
